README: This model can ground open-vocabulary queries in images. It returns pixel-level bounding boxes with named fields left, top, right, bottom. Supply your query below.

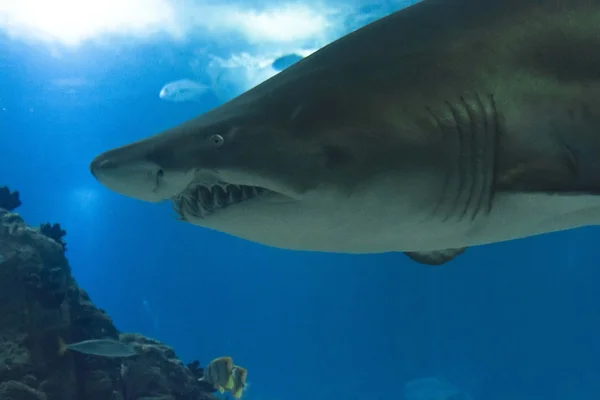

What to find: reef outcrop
left=0, top=186, right=218, bottom=400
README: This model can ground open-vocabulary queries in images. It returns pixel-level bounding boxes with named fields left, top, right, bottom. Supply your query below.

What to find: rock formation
left=0, top=186, right=218, bottom=400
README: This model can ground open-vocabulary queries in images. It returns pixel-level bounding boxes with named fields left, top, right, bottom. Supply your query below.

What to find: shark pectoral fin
left=404, top=247, right=467, bottom=265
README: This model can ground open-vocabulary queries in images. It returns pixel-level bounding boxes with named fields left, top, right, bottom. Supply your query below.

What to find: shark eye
left=209, top=134, right=225, bottom=148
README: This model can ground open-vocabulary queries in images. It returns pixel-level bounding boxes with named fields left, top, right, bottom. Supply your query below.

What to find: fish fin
left=404, top=247, right=467, bottom=265
left=224, top=375, right=235, bottom=390
left=209, top=71, right=224, bottom=91
left=212, top=356, right=233, bottom=367
left=232, top=387, right=244, bottom=399
left=57, top=337, right=69, bottom=356
left=208, top=70, right=227, bottom=103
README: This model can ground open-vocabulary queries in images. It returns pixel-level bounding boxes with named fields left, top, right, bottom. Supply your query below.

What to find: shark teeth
left=172, top=183, right=266, bottom=220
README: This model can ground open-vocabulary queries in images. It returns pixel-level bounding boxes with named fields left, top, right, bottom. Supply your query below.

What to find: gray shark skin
left=90, top=0, right=600, bottom=265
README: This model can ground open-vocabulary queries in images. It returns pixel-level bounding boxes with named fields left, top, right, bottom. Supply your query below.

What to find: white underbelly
left=432, top=192, right=600, bottom=251
left=185, top=192, right=600, bottom=253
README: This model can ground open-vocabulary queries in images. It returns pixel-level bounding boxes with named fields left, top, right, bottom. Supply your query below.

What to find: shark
left=90, top=0, right=600, bottom=265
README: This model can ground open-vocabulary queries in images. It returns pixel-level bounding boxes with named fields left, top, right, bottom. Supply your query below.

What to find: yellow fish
left=198, top=357, right=248, bottom=398
left=201, top=356, right=233, bottom=392
left=231, top=365, right=248, bottom=399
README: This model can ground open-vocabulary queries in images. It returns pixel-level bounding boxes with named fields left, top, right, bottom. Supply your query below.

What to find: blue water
left=2, top=2, right=600, bottom=400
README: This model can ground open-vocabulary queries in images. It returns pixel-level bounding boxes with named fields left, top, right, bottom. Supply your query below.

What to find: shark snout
left=90, top=148, right=198, bottom=203
left=90, top=157, right=117, bottom=179
left=89, top=151, right=169, bottom=202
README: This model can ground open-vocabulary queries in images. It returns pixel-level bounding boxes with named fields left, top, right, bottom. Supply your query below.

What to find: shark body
left=91, top=0, right=600, bottom=265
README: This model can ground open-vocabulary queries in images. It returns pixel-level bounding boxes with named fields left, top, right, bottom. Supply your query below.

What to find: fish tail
left=208, top=71, right=226, bottom=102
left=209, top=70, right=224, bottom=91
left=57, top=337, right=69, bottom=356
left=231, top=387, right=244, bottom=399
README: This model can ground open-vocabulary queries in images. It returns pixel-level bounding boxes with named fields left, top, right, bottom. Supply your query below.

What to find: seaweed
left=39, top=223, right=67, bottom=252
left=0, top=186, right=21, bottom=211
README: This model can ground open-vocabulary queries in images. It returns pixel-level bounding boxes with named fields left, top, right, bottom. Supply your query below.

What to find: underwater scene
left=2, top=0, right=600, bottom=399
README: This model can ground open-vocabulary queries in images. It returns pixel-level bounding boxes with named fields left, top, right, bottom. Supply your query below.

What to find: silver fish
left=159, top=79, right=211, bottom=103
left=58, top=338, right=137, bottom=358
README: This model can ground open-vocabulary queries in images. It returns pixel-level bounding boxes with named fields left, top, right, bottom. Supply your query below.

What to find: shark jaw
left=172, top=181, right=271, bottom=220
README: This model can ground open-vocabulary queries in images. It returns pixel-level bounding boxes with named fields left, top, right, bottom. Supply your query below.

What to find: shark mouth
left=172, top=183, right=268, bottom=219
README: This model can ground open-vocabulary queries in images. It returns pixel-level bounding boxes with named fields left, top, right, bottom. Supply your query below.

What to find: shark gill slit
left=432, top=93, right=498, bottom=223
left=444, top=99, right=469, bottom=222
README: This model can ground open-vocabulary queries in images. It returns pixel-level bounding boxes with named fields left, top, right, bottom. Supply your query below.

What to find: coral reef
left=0, top=187, right=219, bottom=400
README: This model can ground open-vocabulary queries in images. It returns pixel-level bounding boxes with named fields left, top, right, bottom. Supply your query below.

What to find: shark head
left=89, top=2, right=460, bottom=254
left=90, top=141, right=190, bottom=203
left=91, top=108, right=338, bottom=203
left=89, top=89, right=424, bottom=253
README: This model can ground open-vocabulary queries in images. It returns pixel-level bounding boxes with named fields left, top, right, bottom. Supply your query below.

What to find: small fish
left=58, top=337, right=137, bottom=358
left=199, top=356, right=234, bottom=391
left=158, top=79, right=212, bottom=103
left=271, top=53, right=303, bottom=71
left=199, top=357, right=248, bottom=398
left=230, top=365, right=248, bottom=399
